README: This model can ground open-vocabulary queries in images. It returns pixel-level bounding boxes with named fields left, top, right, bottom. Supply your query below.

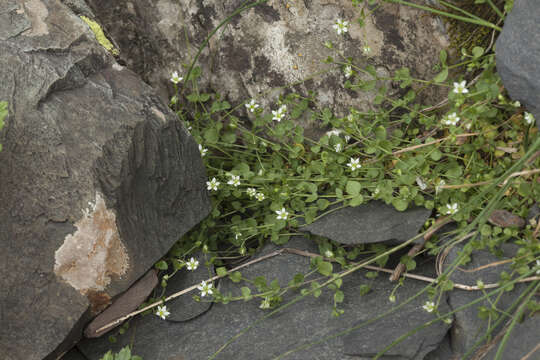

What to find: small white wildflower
left=373, top=187, right=380, bottom=195
left=445, top=203, right=459, bottom=215
left=416, top=177, right=427, bottom=190
left=155, top=305, right=170, bottom=320
left=524, top=112, right=535, bottom=125
left=344, top=65, right=353, bottom=78
left=246, top=187, right=257, bottom=198
left=513, top=101, right=521, bottom=107
left=535, top=260, right=540, bottom=275
left=334, top=143, right=343, bottom=152
left=186, top=257, right=199, bottom=271
left=362, top=45, right=371, bottom=55
left=388, top=295, right=396, bottom=303
left=453, top=81, right=469, bottom=94
left=344, top=134, right=351, bottom=142
left=227, top=174, right=241, bottom=187
left=347, top=114, right=354, bottom=122
left=197, top=280, right=214, bottom=297
left=326, top=129, right=342, bottom=137
left=259, top=297, right=271, bottom=309
left=347, top=157, right=361, bottom=171
left=442, top=112, right=460, bottom=126
left=235, top=232, right=242, bottom=240
left=272, top=105, right=287, bottom=122
left=275, top=207, right=290, bottom=220
left=324, top=250, right=334, bottom=258
left=255, top=192, right=265, bottom=201
left=199, top=144, right=208, bottom=157
left=436, top=180, right=446, bottom=194
left=170, top=71, right=183, bottom=84
left=333, top=19, right=349, bottom=35
left=422, top=301, right=436, bottom=313
left=206, top=177, right=220, bottom=191
left=245, top=99, right=259, bottom=113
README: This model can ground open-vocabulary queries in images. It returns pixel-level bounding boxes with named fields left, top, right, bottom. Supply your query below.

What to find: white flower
left=272, top=105, right=287, bottom=122
left=207, top=177, right=220, bottom=191
left=344, top=65, right=353, bottom=78
left=445, top=203, right=459, bottom=215
left=275, top=207, right=289, bottom=220
left=535, top=260, right=540, bottom=275
left=227, top=174, right=241, bottom=187
left=333, top=19, right=349, bottom=35
left=197, top=280, right=214, bottom=297
left=155, top=305, right=170, bottom=320
left=259, top=297, right=271, bottom=309
left=324, top=250, right=334, bottom=258
left=416, top=177, right=427, bottom=190
left=246, top=187, right=257, bottom=197
left=435, top=179, right=446, bottom=194
left=373, top=187, right=380, bottom=195
left=362, top=45, right=371, bottom=55
left=334, top=143, right=342, bottom=152
left=245, top=99, right=259, bottom=113
left=453, top=81, right=469, bottom=94
left=186, top=257, right=199, bottom=271
left=347, top=157, right=361, bottom=171
left=442, top=112, right=460, bottom=126
left=255, top=192, right=265, bottom=201
left=524, top=112, right=535, bottom=125
left=326, top=129, right=342, bottom=137
left=513, top=101, right=521, bottom=107
left=388, top=295, right=396, bottom=303
left=235, top=232, right=242, bottom=240
left=344, top=134, right=351, bottom=142
left=199, top=144, right=208, bottom=157
left=422, top=301, right=436, bottom=313
left=170, top=71, right=183, bottom=84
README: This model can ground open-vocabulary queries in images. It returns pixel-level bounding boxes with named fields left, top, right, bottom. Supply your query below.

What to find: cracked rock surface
left=0, top=1, right=210, bottom=359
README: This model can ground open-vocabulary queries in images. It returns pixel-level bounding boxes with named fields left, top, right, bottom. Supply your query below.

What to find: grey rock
left=78, top=237, right=449, bottom=360
left=300, top=200, right=432, bottom=245
left=84, top=0, right=449, bottom=136
left=485, top=314, right=540, bottom=360
left=0, top=2, right=210, bottom=359
left=496, top=1, right=540, bottom=129
left=443, top=244, right=527, bottom=358
left=60, top=348, right=89, bottom=360
left=85, top=270, right=158, bottom=338
left=424, top=333, right=455, bottom=360
left=164, top=253, right=213, bottom=322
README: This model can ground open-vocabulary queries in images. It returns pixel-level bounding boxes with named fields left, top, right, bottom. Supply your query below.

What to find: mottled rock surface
left=78, top=237, right=450, bottom=360
left=84, top=0, right=449, bottom=135
left=300, top=200, right=432, bottom=245
left=0, top=1, right=210, bottom=359
left=496, top=0, right=540, bottom=129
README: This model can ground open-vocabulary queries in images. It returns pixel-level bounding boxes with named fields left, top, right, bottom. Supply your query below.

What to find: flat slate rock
left=442, top=243, right=529, bottom=358
left=78, top=237, right=449, bottom=360
left=300, top=200, right=431, bottom=245
left=496, top=1, right=540, bottom=129
left=164, top=252, right=214, bottom=322
left=485, top=314, right=540, bottom=360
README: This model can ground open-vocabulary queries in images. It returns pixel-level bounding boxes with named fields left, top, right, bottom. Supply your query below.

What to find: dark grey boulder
left=496, top=0, right=540, bottom=129
left=485, top=314, right=540, bottom=360
left=60, top=348, right=89, bottom=360
left=78, top=237, right=449, bottom=360
left=164, top=253, right=214, bottom=322
left=300, top=200, right=431, bottom=245
left=442, top=244, right=529, bottom=358
left=0, top=1, right=210, bottom=359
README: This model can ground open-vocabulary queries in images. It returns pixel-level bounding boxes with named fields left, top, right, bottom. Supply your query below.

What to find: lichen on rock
left=80, top=15, right=119, bottom=55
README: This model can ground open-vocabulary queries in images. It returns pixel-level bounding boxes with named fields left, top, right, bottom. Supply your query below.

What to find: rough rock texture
left=0, top=1, right=210, bottom=359
left=300, top=200, right=432, bottom=245
left=496, top=0, right=540, bottom=129
left=485, top=314, right=540, bottom=360
left=85, top=270, right=158, bottom=338
left=78, top=237, right=450, bottom=360
left=83, top=0, right=449, bottom=135
left=442, top=244, right=529, bottom=358
left=61, top=348, right=88, bottom=360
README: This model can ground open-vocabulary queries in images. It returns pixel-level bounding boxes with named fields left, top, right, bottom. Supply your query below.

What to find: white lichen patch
left=54, top=193, right=129, bottom=293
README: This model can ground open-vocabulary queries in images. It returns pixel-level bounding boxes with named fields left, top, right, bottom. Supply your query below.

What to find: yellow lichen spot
left=293, top=64, right=298, bottom=70
left=80, top=16, right=119, bottom=56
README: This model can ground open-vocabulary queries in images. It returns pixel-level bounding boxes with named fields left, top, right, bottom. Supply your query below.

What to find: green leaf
left=359, top=284, right=371, bottom=295
left=317, top=260, right=333, bottom=276
left=241, top=286, right=252, bottom=300
left=204, top=128, right=219, bottom=143
left=155, top=260, right=168, bottom=270
left=349, top=195, right=364, bottom=207
left=433, top=67, right=448, bottom=83
left=317, top=199, right=330, bottom=210
left=186, top=93, right=199, bottom=102
left=439, top=49, right=447, bottom=66
left=116, top=347, right=132, bottom=360
left=346, top=181, right=361, bottom=196
left=430, top=149, right=442, bottom=161
left=0, top=101, right=7, bottom=132
left=229, top=271, right=242, bottom=283
left=311, top=282, right=322, bottom=297
left=374, top=126, right=387, bottom=140
left=392, top=198, right=408, bottom=212
left=334, top=290, right=344, bottom=303
left=472, top=46, right=484, bottom=59
left=199, top=93, right=211, bottom=102
left=216, top=267, right=228, bottom=277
